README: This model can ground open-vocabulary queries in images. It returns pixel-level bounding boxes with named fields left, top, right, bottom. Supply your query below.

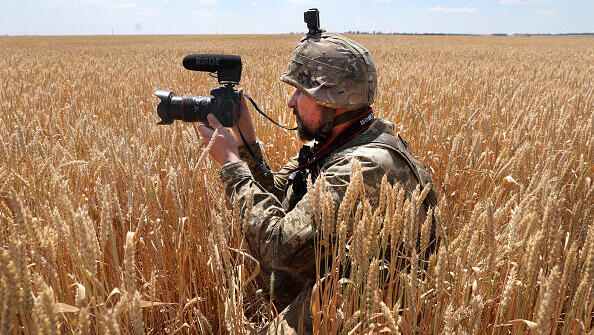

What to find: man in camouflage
left=198, top=31, right=436, bottom=334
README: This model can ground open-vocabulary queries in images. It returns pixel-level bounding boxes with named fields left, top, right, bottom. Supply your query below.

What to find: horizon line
left=2, top=32, right=593, bottom=37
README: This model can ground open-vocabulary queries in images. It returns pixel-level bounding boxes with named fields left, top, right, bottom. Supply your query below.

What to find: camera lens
left=156, top=93, right=212, bottom=124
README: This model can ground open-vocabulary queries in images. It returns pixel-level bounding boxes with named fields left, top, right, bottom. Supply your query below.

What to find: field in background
left=0, top=35, right=592, bottom=334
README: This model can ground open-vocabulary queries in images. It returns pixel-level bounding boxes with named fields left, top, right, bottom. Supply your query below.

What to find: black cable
left=236, top=124, right=256, bottom=155
left=243, top=93, right=298, bottom=131
left=235, top=92, right=296, bottom=175
left=235, top=122, right=281, bottom=175
left=235, top=100, right=374, bottom=177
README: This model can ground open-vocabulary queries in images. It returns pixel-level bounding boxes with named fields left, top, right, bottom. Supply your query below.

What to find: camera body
left=154, top=54, right=242, bottom=127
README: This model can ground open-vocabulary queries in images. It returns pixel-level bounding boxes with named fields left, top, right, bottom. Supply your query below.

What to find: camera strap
left=236, top=93, right=297, bottom=174
left=234, top=92, right=374, bottom=182
left=283, top=108, right=374, bottom=210
left=286, top=108, right=374, bottom=175
left=237, top=108, right=374, bottom=178
left=243, top=93, right=298, bottom=131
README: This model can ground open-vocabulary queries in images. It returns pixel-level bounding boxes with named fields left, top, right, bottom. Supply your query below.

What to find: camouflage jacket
left=219, top=118, right=435, bottom=307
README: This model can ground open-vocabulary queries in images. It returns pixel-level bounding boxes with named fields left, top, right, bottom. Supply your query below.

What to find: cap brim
left=280, top=74, right=368, bottom=111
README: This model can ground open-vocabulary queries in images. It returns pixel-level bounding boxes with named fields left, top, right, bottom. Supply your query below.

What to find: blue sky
left=1, top=0, right=592, bottom=35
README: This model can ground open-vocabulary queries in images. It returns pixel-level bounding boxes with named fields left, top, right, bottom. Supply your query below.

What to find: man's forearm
left=237, top=141, right=286, bottom=200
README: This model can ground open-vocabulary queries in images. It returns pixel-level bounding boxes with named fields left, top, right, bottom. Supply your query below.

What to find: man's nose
left=287, top=90, right=298, bottom=108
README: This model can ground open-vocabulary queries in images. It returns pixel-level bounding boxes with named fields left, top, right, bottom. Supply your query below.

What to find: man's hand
left=197, top=114, right=240, bottom=165
left=231, top=88, right=257, bottom=146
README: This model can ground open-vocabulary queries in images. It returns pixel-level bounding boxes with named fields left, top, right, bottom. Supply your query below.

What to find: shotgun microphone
left=182, top=54, right=242, bottom=84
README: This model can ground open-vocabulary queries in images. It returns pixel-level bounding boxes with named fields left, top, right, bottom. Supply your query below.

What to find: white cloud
left=198, top=0, right=216, bottom=4
left=134, top=6, right=159, bottom=17
left=499, top=0, right=551, bottom=4
left=410, top=7, right=476, bottom=13
left=190, top=10, right=214, bottom=16
left=537, top=9, right=560, bottom=16
left=288, top=0, right=313, bottom=3
left=375, top=0, right=390, bottom=2
left=113, top=3, right=139, bottom=9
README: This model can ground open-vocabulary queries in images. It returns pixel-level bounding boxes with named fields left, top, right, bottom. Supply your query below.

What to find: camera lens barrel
left=169, top=95, right=212, bottom=123
left=155, top=90, right=212, bottom=124
left=154, top=88, right=239, bottom=127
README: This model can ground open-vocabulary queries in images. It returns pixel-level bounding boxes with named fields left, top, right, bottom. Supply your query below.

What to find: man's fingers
left=238, top=88, right=250, bottom=112
left=207, top=113, right=224, bottom=130
left=197, top=124, right=213, bottom=142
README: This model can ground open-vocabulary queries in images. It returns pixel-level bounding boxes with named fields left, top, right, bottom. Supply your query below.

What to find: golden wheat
left=0, top=34, right=592, bottom=334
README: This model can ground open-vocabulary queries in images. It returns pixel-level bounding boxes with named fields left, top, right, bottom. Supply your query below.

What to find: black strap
left=333, top=108, right=370, bottom=126
left=235, top=93, right=295, bottom=173
left=236, top=124, right=257, bottom=157
left=237, top=93, right=373, bottom=176
left=369, top=133, right=425, bottom=190
left=242, top=93, right=366, bottom=135
left=243, top=93, right=298, bottom=131
left=285, top=109, right=375, bottom=175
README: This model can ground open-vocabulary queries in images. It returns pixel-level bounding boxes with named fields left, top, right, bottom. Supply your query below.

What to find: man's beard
left=294, top=109, right=316, bottom=141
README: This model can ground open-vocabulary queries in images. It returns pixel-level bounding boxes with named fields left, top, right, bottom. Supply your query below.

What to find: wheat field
left=0, top=34, right=592, bottom=334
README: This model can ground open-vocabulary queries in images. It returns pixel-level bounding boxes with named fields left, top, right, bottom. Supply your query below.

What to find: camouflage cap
left=280, top=32, right=377, bottom=111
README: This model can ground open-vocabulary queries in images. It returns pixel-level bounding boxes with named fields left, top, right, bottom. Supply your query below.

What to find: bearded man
left=198, top=30, right=437, bottom=334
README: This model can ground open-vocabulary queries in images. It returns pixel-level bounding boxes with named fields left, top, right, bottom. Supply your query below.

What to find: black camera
left=154, top=54, right=242, bottom=127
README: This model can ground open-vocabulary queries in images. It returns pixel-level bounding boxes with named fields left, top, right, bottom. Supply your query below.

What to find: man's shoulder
left=326, top=118, right=408, bottom=169
left=327, top=139, right=410, bottom=171
left=321, top=118, right=426, bottom=190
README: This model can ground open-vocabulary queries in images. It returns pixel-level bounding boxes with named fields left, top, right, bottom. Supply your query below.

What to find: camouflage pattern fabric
left=280, top=33, right=377, bottom=111
left=219, top=118, right=435, bottom=334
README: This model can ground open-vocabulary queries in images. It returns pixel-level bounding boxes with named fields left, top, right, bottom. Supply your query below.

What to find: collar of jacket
left=325, top=118, right=395, bottom=157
